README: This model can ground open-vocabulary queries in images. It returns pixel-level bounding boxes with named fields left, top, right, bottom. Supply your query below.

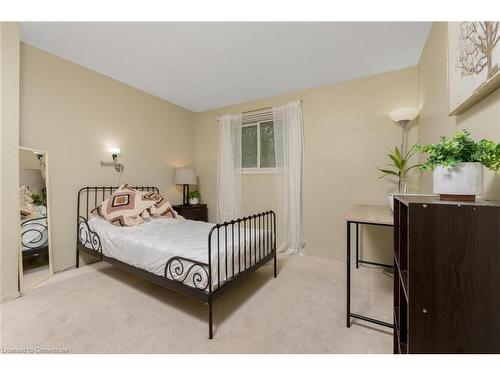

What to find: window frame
left=241, top=120, right=276, bottom=174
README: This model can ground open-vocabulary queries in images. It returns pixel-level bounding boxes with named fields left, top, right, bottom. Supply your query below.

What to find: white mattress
left=87, top=217, right=272, bottom=290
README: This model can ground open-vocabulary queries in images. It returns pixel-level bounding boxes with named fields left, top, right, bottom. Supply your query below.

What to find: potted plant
left=417, top=129, right=500, bottom=201
left=378, top=145, right=422, bottom=210
left=31, top=194, right=43, bottom=206
left=188, top=190, right=201, bottom=205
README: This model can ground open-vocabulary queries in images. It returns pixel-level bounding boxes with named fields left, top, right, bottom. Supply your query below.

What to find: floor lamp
left=389, top=107, right=419, bottom=156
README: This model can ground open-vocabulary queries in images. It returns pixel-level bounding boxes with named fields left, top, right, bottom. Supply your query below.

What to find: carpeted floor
left=0, top=254, right=393, bottom=353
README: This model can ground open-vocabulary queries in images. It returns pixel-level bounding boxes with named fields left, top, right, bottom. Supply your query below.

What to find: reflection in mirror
left=19, top=147, right=52, bottom=290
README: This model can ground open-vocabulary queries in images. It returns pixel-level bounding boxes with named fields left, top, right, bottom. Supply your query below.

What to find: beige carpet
left=0, top=254, right=393, bottom=353
left=22, top=265, right=51, bottom=290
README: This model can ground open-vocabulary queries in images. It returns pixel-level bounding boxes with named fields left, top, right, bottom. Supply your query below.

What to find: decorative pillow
left=19, top=185, right=34, bottom=218
left=140, top=209, right=151, bottom=220
left=143, top=192, right=177, bottom=218
left=91, top=184, right=156, bottom=226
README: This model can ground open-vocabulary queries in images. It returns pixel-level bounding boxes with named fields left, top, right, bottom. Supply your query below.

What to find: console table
left=345, top=204, right=394, bottom=329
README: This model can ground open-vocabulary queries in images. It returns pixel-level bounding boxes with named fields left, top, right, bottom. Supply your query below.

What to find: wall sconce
left=34, top=152, right=46, bottom=179
left=101, top=147, right=124, bottom=172
left=109, top=147, right=120, bottom=161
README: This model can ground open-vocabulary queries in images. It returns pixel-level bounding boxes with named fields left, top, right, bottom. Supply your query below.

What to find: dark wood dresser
left=172, top=204, right=208, bottom=222
left=393, top=196, right=500, bottom=354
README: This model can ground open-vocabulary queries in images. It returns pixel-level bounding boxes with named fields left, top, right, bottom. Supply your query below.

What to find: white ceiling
left=20, top=22, right=431, bottom=112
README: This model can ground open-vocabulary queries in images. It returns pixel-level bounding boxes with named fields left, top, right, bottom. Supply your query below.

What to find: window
left=242, top=120, right=276, bottom=172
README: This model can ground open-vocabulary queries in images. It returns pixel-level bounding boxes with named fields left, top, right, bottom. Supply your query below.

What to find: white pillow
left=33, top=205, right=47, bottom=217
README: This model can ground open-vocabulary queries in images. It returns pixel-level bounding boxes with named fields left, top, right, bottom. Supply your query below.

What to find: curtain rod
left=243, top=99, right=303, bottom=114
left=216, top=100, right=303, bottom=121
left=242, top=106, right=272, bottom=114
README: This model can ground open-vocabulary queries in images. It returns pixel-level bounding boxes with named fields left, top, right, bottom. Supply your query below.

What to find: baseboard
left=1, top=290, right=21, bottom=304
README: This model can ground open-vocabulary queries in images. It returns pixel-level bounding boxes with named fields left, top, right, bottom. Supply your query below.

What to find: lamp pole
left=398, top=119, right=410, bottom=156
left=183, top=184, right=190, bottom=205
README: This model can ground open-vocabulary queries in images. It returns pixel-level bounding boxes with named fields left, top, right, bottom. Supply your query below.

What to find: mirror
left=19, top=147, right=53, bottom=291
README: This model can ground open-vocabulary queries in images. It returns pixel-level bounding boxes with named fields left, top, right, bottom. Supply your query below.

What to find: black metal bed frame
left=76, top=186, right=277, bottom=339
left=21, top=216, right=49, bottom=258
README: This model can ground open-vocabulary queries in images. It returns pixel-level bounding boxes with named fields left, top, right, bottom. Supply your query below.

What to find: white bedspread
left=88, top=217, right=272, bottom=290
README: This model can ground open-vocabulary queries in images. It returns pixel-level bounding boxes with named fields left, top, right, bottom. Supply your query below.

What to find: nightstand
left=172, top=204, right=208, bottom=222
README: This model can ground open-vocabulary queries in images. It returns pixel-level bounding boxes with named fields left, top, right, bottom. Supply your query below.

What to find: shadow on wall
left=360, top=225, right=393, bottom=266
left=455, top=89, right=500, bottom=127
left=484, top=178, right=500, bottom=201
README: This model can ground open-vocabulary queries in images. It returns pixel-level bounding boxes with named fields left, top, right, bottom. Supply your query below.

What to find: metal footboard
left=206, top=211, right=276, bottom=338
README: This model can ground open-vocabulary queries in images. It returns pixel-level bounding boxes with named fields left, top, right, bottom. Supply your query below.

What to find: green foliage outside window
left=242, top=121, right=276, bottom=169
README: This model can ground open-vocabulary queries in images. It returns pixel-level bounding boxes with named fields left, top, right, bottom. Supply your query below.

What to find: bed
left=21, top=205, right=49, bottom=259
left=76, top=186, right=276, bottom=338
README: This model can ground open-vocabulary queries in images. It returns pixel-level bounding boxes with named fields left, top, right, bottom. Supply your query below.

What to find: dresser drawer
left=185, top=207, right=207, bottom=221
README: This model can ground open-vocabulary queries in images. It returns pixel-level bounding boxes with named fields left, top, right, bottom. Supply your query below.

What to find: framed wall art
left=448, top=22, right=500, bottom=116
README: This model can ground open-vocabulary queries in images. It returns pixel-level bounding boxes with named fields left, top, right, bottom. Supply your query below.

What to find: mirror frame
left=18, top=146, right=53, bottom=292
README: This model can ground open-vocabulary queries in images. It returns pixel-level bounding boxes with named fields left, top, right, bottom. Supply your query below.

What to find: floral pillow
left=143, top=192, right=177, bottom=218
left=91, top=184, right=155, bottom=226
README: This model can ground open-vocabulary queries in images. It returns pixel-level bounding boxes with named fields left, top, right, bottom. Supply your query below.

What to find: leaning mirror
left=19, top=147, right=53, bottom=290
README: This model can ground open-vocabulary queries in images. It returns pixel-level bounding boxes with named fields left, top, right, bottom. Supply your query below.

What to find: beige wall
left=0, top=23, right=20, bottom=300
left=19, top=43, right=196, bottom=272
left=20, top=148, right=43, bottom=170
left=195, top=67, right=419, bottom=261
left=418, top=23, right=500, bottom=199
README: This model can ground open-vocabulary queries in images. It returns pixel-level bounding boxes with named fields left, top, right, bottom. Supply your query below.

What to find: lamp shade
left=389, top=107, right=420, bottom=123
left=108, top=147, right=121, bottom=155
left=175, top=168, right=197, bottom=185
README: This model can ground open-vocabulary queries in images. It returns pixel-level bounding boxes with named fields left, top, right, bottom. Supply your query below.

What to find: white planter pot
left=433, top=162, right=484, bottom=196
left=189, top=197, right=199, bottom=205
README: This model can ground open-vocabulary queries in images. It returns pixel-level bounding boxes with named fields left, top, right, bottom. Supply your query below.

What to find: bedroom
left=1, top=0, right=500, bottom=372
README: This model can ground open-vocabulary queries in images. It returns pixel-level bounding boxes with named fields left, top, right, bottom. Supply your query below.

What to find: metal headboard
left=77, top=186, right=160, bottom=221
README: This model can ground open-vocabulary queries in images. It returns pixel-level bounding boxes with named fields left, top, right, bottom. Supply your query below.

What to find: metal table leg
left=347, top=220, right=394, bottom=330
left=356, top=223, right=359, bottom=269
left=346, top=221, right=351, bottom=328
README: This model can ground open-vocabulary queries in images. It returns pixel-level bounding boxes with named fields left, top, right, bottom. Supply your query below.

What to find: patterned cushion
left=144, top=192, right=177, bottom=218
left=140, top=209, right=151, bottom=220
left=19, top=185, right=35, bottom=219
left=91, top=184, right=155, bottom=226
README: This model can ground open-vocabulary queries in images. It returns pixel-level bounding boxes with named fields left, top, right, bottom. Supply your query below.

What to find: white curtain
left=217, top=113, right=243, bottom=222
left=273, top=101, right=305, bottom=255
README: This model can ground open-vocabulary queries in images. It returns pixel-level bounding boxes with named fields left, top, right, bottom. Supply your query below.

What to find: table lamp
left=175, top=167, right=197, bottom=205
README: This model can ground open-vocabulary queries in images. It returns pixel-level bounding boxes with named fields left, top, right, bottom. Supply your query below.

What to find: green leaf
left=387, top=154, right=401, bottom=169
left=402, top=163, right=423, bottom=177
left=378, top=144, right=421, bottom=185
left=378, top=168, right=400, bottom=178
